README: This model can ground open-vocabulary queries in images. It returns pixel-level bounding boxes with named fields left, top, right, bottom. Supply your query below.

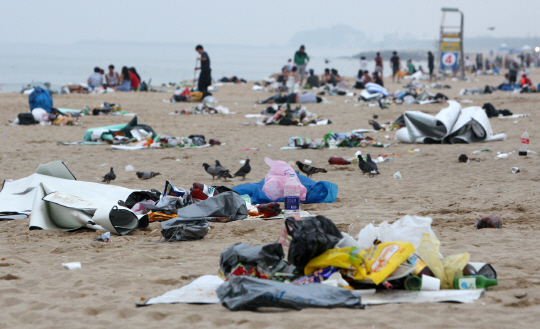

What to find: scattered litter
left=62, top=262, right=81, bottom=270
left=495, top=153, right=508, bottom=159
left=458, top=154, right=469, bottom=163
left=476, top=215, right=502, bottom=229
left=393, top=172, right=402, bottom=179
left=94, top=232, right=111, bottom=242
left=125, top=165, right=135, bottom=172
left=511, top=167, right=521, bottom=174
left=304, top=159, right=312, bottom=164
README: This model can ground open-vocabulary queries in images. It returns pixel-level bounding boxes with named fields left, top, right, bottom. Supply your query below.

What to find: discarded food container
left=458, top=154, right=469, bottom=163
left=476, top=215, right=502, bottom=229
left=519, top=130, right=529, bottom=156
left=453, top=275, right=498, bottom=289
left=62, top=262, right=81, bottom=270
left=511, top=167, right=521, bottom=173
left=393, top=172, right=402, bottom=179
left=328, top=156, right=350, bottom=165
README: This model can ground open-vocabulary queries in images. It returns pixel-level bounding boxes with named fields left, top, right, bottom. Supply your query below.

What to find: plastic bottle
left=407, top=253, right=436, bottom=278
left=519, top=130, right=529, bottom=156
left=256, top=202, right=281, bottom=218
left=404, top=276, right=422, bottom=291
left=283, top=174, right=301, bottom=217
left=328, top=156, right=350, bottom=165
left=453, top=275, right=498, bottom=289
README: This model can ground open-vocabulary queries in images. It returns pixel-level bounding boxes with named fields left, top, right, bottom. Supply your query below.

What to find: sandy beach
left=1, top=72, right=540, bottom=328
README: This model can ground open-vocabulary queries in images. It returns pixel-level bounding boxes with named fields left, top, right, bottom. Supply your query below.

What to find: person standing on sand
left=375, top=52, right=383, bottom=81
left=428, top=51, right=436, bottom=82
left=294, top=45, right=310, bottom=86
left=195, top=45, right=212, bottom=96
left=390, top=51, right=401, bottom=83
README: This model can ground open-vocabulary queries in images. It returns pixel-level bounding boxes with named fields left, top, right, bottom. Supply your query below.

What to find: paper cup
left=421, top=275, right=440, bottom=291
left=62, top=262, right=81, bottom=270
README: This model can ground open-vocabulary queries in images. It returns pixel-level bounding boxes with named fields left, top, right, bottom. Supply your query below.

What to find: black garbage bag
left=123, top=190, right=161, bottom=209
left=176, top=191, right=248, bottom=221
left=434, top=92, right=448, bottom=101
left=120, top=116, right=157, bottom=139
left=220, top=242, right=285, bottom=277
left=285, top=215, right=342, bottom=273
left=160, top=217, right=209, bottom=242
left=188, top=134, right=206, bottom=146
left=216, top=276, right=363, bottom=311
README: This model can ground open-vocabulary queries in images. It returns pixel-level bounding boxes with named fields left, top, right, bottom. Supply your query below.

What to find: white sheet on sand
left=396, top=101, right=507, bottom=144
left=143, top=275, right=484, bottom=306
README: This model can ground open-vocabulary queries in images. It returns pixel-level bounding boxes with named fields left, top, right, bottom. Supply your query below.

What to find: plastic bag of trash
left=356, top=215, right=438, bottom=250
left=216, top=276, right=363, bottom=310
left=286, top=215, right=342, bottom=273
left=219, top=242, right=285, bottom=278
left=176, top=191, right=248, bottom=221
left=442, top=252, right=470, bottom=289
left=417, top=233, right=446, bottom=283
left=160, top=218, right=209, bottom=242
left=262, top=157, right=307, bottom=201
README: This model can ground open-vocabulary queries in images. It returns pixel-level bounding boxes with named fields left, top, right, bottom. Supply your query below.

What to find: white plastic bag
left=356, top=215, right=437, bottom=250
left=262, top=157, right=307, bottom=201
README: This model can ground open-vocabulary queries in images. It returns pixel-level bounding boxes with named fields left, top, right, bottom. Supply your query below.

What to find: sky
left=0, top=0, right=538, bottom=46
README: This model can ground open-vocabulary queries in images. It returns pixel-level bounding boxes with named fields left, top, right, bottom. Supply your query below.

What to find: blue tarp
left=232, top=173, right=338, bottom=204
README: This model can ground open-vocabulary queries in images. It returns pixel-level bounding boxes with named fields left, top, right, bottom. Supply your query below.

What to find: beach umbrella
left=498, top=43, right=509, bottom=51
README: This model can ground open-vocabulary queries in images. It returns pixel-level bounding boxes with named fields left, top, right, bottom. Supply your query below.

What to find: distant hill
left=289, top=24, right=368, bottom=49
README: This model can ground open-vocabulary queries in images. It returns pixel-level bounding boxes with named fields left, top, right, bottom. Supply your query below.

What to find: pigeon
left=203, top=163, right=223, bottom=180
left=217, top=169, right=233, bottom=181
left=357, top=154, right=379, bottom=177
left=215, top=160, right=227, bottom=172
left=233, top=159, right=251, bottom=180
left=369, top=120, right=381, bottom=130
left=136, top=171, right=161, bottom=180
left=365, top=154, right=380, bottom=177
left=102, top=167, right=116, bottom=184
left=296, top=161, right=327, bottom=178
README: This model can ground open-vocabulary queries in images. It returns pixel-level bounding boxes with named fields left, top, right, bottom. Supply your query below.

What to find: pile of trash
left=248, top=104, right=330, bottom=126
left=81, top=102, right=135, bottom=116
left=10, top=87, right=82, bottom=126
left=169, top=103, right=231, bottom=115
left=285, top=129, right=389, bottom=150
left=143, top=215, right=497, bottom=310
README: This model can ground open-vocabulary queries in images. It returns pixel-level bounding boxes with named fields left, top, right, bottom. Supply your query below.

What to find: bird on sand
left=136, top=171, right=161, bottom=180
left=202, top=163, right=223, bottom=180
left=233, top=159, right=251, bottom=180
left=296, top=161, right=327, bottom=178
left=102, top=167, right=116, bottom=184
left=358, top=154, right=380, bottom=177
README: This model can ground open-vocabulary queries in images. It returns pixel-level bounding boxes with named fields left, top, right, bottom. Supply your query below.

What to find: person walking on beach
left=428, top=51, right=435, bottom=82
left=294, top=45, right=310, bottom=86
left=195, top=45, right=212, bottom=95
left=375, top=52, right=383, bottom=79
left=390, top=51, right=400, bottom=83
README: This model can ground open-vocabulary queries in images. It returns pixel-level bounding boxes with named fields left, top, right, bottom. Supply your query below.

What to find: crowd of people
left=87, top=65, right=142, bottom=91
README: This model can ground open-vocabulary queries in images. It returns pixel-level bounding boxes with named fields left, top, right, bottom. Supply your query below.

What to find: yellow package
left=442, top=252, right=470, bottom=289
left=190, top=91, right=203, bottom=101
left=304, top=242, right=415, bottom=285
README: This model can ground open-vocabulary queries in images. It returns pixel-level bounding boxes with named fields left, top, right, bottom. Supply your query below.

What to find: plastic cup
left=421, top=275, right=440, bottom=291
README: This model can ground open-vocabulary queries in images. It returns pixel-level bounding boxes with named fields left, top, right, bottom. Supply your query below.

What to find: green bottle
left=453, top=275, right=498, bottom=289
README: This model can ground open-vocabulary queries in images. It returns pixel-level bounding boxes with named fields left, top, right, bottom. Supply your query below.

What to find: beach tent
left=395, top=101, right=506, bottom=144
left=0, top=161, right=145, bottom=235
